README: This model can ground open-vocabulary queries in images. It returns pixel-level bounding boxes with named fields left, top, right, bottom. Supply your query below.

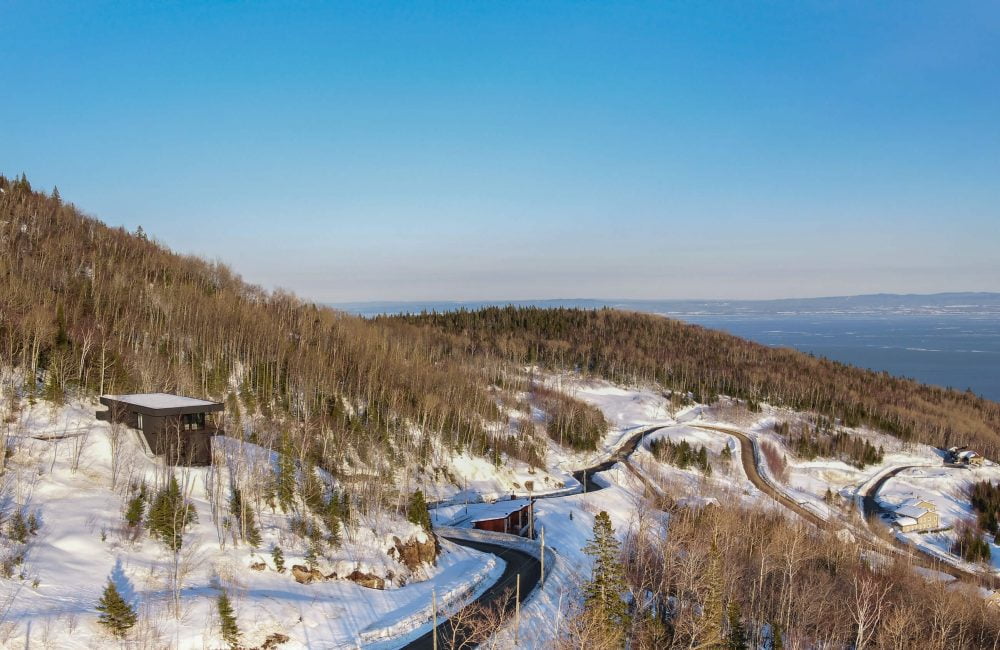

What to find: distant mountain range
left=331, top=292, right=1000, bottom=317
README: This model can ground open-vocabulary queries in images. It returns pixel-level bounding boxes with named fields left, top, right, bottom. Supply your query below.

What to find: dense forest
left=0, top=175, right=553, bottom=515
left=390, top=307, right=1000, bottom=458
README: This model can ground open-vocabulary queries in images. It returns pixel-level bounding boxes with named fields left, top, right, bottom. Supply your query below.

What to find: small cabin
left=97, top=393, right=223, bottom=466
left=471, top=499, right=534, bottom=537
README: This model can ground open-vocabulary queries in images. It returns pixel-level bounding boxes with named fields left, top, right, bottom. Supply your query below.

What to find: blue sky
left=2, top=1, right=998, bottom=301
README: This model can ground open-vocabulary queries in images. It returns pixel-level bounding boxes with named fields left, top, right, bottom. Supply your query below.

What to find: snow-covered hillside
left=0, top=399, right=497, bottom=649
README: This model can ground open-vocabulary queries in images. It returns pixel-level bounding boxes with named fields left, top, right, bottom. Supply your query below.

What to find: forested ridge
left=389, top=306, right=1000, bottom=457
left=0, top=175, right=548, bottom=493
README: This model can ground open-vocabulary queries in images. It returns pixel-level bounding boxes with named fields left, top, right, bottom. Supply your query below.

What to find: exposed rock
left=250, top=561, right=267, bottom=571
left=389, top=532, right=439, bottom=570
left=256, top=632, right=290, bottom=649
left=291, top=564, right=323, bottom=584
left=346, top=569, right=385, bottom=590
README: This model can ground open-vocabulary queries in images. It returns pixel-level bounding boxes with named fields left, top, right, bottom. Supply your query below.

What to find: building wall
left=102, top=404, right=215, bottom=466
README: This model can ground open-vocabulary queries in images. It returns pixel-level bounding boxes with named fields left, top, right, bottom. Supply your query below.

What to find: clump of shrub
left=533, top=386, right=608, bottom=452
left=649, top=437, right=711, bottom=475
left=969, top=480, right=1000, bottom=539
left=952, top=519, right=991, bottom=564
left=761, top=441, right=789, bottom=482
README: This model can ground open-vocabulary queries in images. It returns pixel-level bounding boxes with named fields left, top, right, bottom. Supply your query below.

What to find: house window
left=137, top=413, right=143, bottom=429
left=182, top=412, right=206, bottom=431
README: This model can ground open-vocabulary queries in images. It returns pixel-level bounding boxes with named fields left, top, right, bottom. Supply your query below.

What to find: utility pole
left=529, top=495, right=534, bottom=539
left=515, top=574, right=521, bottom=645
left=432, top=588, right=437, bottom=650
left=540, top=526, right=545, bottom=581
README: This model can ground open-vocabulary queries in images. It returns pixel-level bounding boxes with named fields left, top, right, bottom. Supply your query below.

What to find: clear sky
left=2, top=1, right=998, bottom=302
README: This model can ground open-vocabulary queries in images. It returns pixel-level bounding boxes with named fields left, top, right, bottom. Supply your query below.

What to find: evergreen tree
left=276, top=437, right=297, bottom=513
left=770, top=622, right=784, bottom=650
left=727, top=601, right=747, bottom=650
left=148, top=476, right=195, bottom=551
left=305, top=538, right=321, bottom=570
left=96, top=578, right=137, bottom=638
left=301, top=462, right=325, bottom=513
left=8, top=511, right=28, bottom=544
left=217, top=590, right=241, bottom=649
left=407, top=490, right=432, bottom=531
left=582, top=511, right=629, bottom=645
left=125, top=493, right=145, bottom=528
left=326, top=513, right=342, bottom=548
left=271, top=545, right=285, bottom=573
left=229, top=487, right=262, bottom=547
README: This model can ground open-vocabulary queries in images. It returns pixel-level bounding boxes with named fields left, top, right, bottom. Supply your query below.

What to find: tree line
left=389, top=306, right=1000, bottom=458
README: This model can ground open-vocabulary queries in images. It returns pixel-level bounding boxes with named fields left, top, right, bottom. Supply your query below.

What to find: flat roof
left=896, top=516, right=918, bottom=527
left=469, top=498, right=532, bottom=524
left=100, top=393, right=224, bottom=415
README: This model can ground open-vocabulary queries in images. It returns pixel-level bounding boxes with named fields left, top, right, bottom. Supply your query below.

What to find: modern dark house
left=97, top=393, right=223, bottom=466
left=471, top=499, right=534, bottom=537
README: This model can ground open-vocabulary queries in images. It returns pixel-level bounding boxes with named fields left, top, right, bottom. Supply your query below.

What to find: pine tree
left=407, top=490, right=432, bottom=531
left=96, top=578, right=137, bottom=638
left=217, top=590, right=241, bottom=649
left=301, top=462, right=325, bottom=513
left=770, top=622, right=784, bottom=650
left=229, top=488, right=262, bottom=547
left=8, top=511, right=28, bottom=543
left=276, top=437, right=296, bottom=513
left=305, top=538, right=321, bottom=570
left=125, top=493, right=145, bottom=528
left=582, top=511, right=629, bottom=645
left=271, top=545, right=285, bottom=573
left=148, top=476, right=195, bottom=551
left=727, top=601, right=747, bottom=650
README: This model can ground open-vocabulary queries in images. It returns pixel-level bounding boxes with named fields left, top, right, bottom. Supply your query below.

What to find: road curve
left=692, top=424, right=997, bottom=589
left=858, top=464, right=998, bottom=587
left=689, top=423, right=829, bottom=528
left=405, top=424, right=666, bottom=649
left=403, top=538, right=540, bottom=650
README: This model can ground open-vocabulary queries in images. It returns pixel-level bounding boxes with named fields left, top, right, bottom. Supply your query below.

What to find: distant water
left=331, top=295, right=1000, bottom=402
left=667, top=314, right=1000, bottom=402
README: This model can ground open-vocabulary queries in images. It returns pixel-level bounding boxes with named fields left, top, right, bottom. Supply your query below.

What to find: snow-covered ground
left=876, top=464, right=1000, bottom=574
left=0, top=399, right=497, bottom=649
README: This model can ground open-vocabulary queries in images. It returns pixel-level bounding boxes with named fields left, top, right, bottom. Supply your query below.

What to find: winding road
left=694, top=424, right=997, bottom=588
left=406, top=421, right=996, bottom=648
left=403, top=424, right=666, bottom=649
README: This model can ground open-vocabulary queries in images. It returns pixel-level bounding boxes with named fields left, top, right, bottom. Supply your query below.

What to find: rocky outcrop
left=345, top=569, right=385, bottom=590
left=255, top=633, right=290, bottom=649
left=250, top=561, right=267, bottom=571
left=388, top=532, right=438, bottom=570
left=291, top=564, right=323, bottom=584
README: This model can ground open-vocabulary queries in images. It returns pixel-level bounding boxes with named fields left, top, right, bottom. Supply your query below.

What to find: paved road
left=403, top=539, right=540, bottom=650
left=571, top=425, right=667, bottom=492
left=689, top=423, right=829, bottom=528
left=693, top=424, right=998, bottom=589
left=405, top=424, right=666, bottom=649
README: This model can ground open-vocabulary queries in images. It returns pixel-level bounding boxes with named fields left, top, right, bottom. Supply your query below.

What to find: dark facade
left=97, top=393, right=224, bottom=466
left=472, top=500, right=533, bottom=537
